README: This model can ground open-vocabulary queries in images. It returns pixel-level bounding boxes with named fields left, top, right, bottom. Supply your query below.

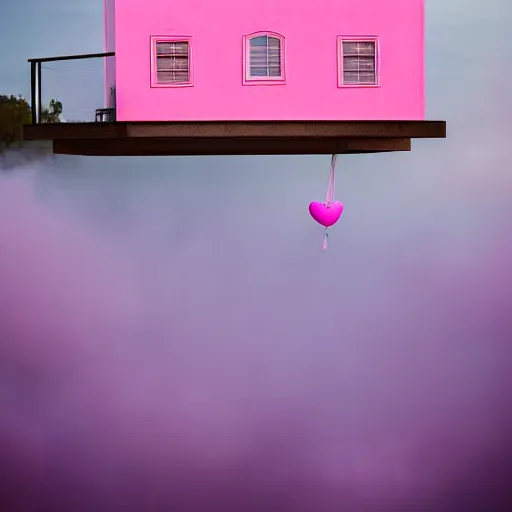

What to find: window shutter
left=342, top=41, right=376, bottom=85
left=156, top=41, right=189, bottom=83
left=249, top=35, right=282, bottom=78
left=267, top=36, right=282, bottom=77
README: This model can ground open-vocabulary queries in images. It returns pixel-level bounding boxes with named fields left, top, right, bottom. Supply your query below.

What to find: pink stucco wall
left=111, top=0, right=425, bottom=121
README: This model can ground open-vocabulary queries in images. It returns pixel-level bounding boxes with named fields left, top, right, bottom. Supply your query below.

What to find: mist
left=0, top=138, right=511, bottom=511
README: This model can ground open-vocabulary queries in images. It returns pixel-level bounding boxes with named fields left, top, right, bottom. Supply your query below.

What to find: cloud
left=0, top=150, right=511, bottom=510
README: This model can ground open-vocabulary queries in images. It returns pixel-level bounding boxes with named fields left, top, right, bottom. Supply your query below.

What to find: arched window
left=244, top=32, right=285, bottom=84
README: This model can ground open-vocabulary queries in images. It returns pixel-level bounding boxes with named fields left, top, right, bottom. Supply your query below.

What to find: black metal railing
left=28, top=51, right=115, bottom=124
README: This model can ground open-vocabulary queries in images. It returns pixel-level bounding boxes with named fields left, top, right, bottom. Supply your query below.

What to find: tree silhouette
left=0, top=95, right=31, bottom=151
left=42, top=99, right=63, bottom=123
left=0, top=94, right=63, bottom=151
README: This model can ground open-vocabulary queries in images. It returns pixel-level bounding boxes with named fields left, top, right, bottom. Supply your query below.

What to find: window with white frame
left=340, top=40, right=377, bottom=85
left=154, top=40, right=190, bottom=84
left=245, top=33, right=284, bottom=81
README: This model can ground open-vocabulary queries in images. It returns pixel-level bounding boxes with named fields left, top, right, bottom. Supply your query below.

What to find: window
left=338, top=37, right=379, bottom=87
left=243, top=32, right=285, bottom=84
left=150, top=36, right=192, bottom=87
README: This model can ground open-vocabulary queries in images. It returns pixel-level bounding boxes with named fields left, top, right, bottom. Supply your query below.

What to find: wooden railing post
left=37, top=62, right=42, bottom=124
left=30, top=61, right=37, bottom=124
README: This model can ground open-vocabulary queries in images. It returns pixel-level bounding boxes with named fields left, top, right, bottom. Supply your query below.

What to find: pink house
left=103, top=0, right=425, bottom=122
left=25, top=0, right=443, bottom=157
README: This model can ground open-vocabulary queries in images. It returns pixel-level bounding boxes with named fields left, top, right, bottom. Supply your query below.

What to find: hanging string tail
left=322, top=228, right=329, bottom=250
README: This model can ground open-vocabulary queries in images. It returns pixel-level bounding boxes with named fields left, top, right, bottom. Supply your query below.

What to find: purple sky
left=1, top=0, right=512, bottom=511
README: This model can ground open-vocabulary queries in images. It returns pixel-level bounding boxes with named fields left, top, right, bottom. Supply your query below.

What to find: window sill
left=243, top=79, right=286, bottom=86
left=337, top=84, right=381, bottom=89
left=150, top=82, right=194, bottom=88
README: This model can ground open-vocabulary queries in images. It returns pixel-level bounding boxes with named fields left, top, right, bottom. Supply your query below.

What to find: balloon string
left=325, top=154, right=337, bottom=206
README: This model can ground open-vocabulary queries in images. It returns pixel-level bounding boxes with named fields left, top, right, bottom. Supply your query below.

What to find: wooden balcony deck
left=23, top=120, right=446, bottom=156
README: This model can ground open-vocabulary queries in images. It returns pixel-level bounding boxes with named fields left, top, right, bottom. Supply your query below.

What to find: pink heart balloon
left=309, top=201, right=344, bottom=228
